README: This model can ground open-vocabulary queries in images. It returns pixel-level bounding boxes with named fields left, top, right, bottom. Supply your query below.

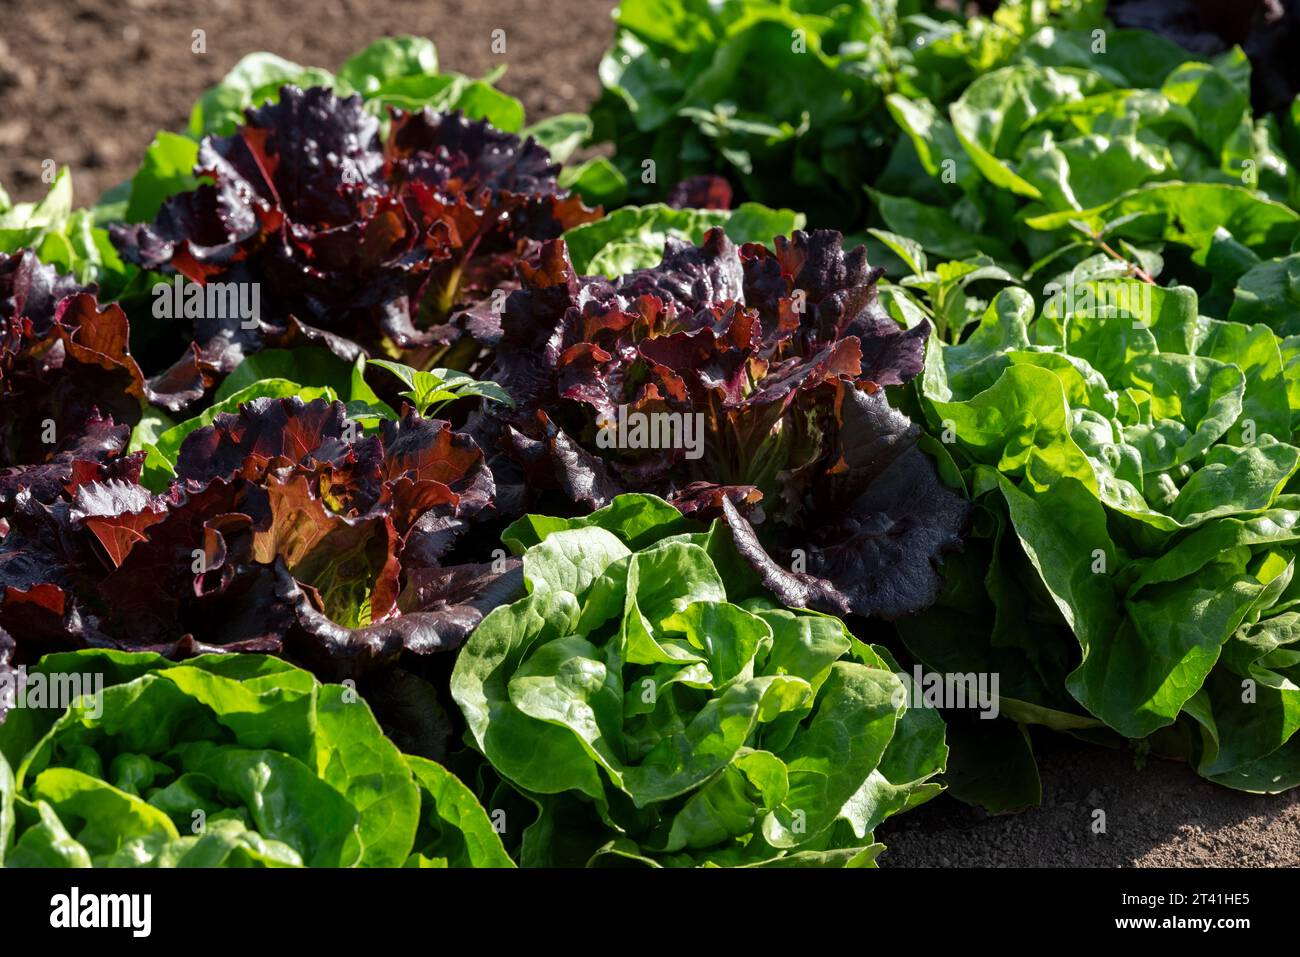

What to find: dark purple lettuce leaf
left=485, top=228, right=968, bottom=619
left=0, top=269, right=162, bottom=515
left=0, top=250, right=207, bottom=479
left=617, top=227, right=746, bottom=306
left=0, top=415, right=139, bottom=518
left=730, top=386, right=972, bottom=619
left=387, top=108, right=566, bottom=203
left=111, top=87, right=598, bottom=396
left=0, top=250, right=91, bottom=334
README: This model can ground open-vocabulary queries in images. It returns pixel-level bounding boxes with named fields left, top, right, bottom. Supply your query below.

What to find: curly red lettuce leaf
left=0, top=416, right=142, bottom=520
left=0, top=259, right=162, bottom=514
left=485, top=228, right=968, bottom=619
left=0, top=247, right=203, bottom=456
left=111, top=87, right=598, bottom=396
left=0, top=249, right=90, bottom=334
left=0, top=397, right=516, bottom=682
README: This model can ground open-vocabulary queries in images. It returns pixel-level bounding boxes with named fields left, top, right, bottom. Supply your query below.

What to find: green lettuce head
left=0, top=650, right=510, bottom=868
left=451, top=494, right=947, bottom=867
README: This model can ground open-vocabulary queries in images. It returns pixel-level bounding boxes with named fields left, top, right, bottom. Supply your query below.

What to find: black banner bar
left=0, top=866, right=1282, bottom=943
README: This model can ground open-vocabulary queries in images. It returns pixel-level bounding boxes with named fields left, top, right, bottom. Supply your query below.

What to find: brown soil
left=2, top=0, right=1299, bottom=868
left=0, top=0, right=616, bottom=204
left=879, top=733, right=1300, bottom=867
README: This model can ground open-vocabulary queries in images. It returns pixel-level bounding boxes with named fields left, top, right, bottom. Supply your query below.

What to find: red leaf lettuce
left=111, top=87, right=598, bottom=401
left=0, top=396, right=517, bottom=694
left=481, top=228, right=968, bottom=619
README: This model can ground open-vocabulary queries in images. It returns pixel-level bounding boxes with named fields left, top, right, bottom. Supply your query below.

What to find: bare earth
left=2, top=0, right=1297, bottom=867
left=0, top=0, right=616, bottom=203
left=879, top=734, right=1300, bottom=867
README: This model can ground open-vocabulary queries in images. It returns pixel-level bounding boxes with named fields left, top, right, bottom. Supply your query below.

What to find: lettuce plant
left=591, top=0, right=1112, bottom=229
left=450, top=494, right=947, bottom=866
left=482, top=227, right=967, bottom=620
left=913, top=277, right=1300, bottom=793
left=875, top=46, right=1299, bottom=281
left=0, top=649, right=510, bottom=867
left=0, top=397, right=511, bottom=680
left=112, top=86, right=598, bottom=402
